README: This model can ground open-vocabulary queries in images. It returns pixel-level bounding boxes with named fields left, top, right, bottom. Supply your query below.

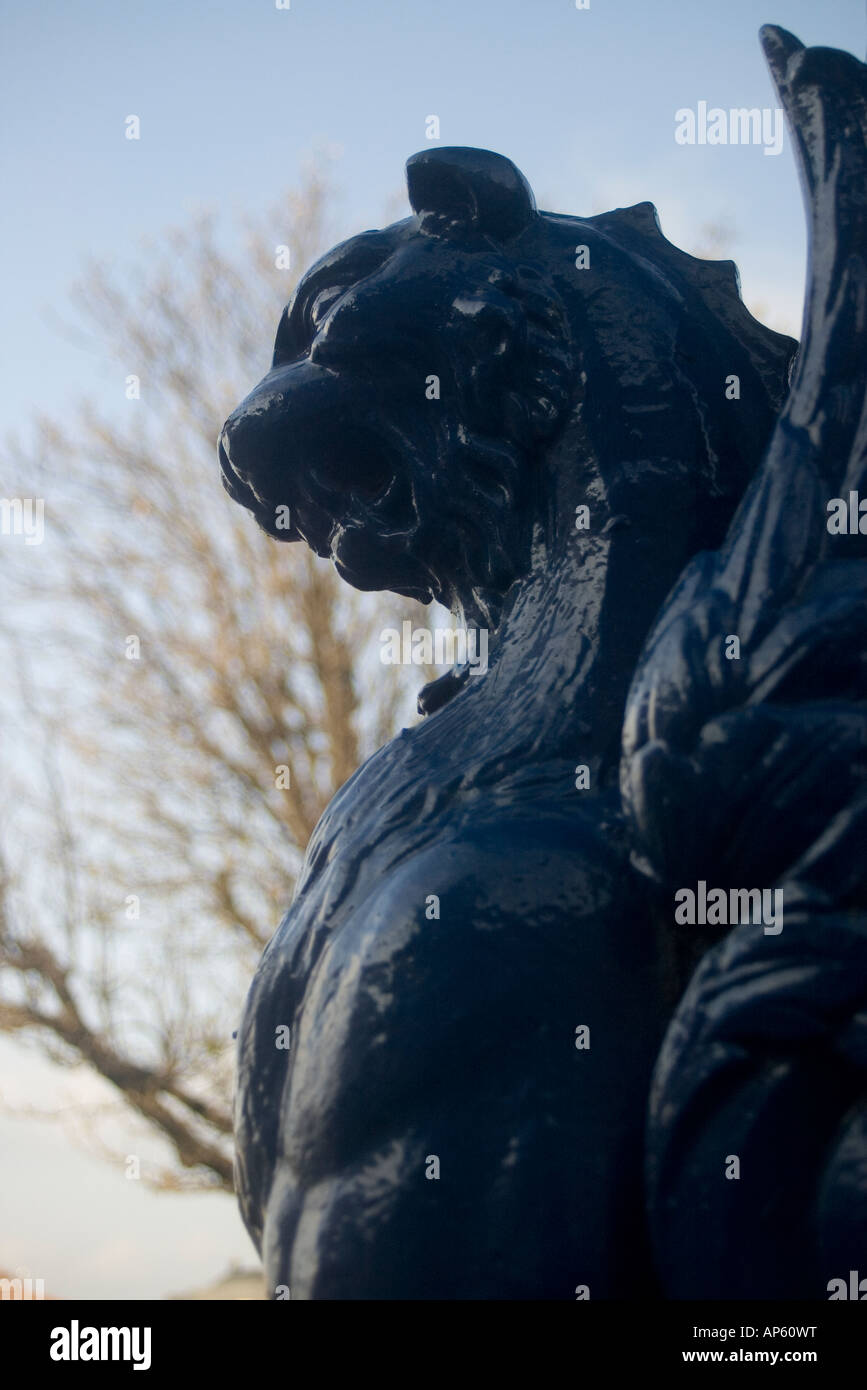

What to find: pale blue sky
left=1, top=0, right=865, bottom=1299
left=0, top=1039, right=253, bottom=1299
left=1, top=0, right=865, bottom=429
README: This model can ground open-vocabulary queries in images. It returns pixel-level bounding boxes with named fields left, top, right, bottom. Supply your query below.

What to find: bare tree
left=0, top=167, right=439, bottom=1191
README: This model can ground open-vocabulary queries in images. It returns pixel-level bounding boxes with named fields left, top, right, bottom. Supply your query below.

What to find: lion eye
left=309, top=287, right=345, bottom=329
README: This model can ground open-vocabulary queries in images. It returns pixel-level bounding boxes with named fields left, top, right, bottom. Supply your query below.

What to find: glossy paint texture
left=219, top=27, right=865, bottom=1298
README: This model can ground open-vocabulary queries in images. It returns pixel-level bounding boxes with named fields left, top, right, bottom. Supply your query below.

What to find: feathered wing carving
left=621, top=27, right=867, bottom=1298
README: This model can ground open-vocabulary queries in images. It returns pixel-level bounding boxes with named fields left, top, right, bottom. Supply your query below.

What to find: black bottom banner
left=5, top=1298, right=862, bottom=1376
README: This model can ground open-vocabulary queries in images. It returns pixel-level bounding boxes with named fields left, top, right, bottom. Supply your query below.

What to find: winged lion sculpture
left=218, top=26, right=866, bottom=1299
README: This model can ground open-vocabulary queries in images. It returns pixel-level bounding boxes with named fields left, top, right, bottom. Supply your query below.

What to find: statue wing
left=620, top=27, right=867, bottom=1297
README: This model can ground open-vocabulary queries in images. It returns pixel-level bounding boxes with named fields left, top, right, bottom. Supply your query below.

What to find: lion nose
left=220, top=376, right=296, bottom=494
left=218, top=427, right=246, bottom=503
left=218, top=399, right=303, bottom=541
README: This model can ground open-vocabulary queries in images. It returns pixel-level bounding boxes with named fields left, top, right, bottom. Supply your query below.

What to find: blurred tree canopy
left=0, top=168, right=438, bottom=1190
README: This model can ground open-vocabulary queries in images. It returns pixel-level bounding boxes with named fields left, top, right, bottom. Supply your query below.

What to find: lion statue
left=218, top=26, right=866, bottom=1299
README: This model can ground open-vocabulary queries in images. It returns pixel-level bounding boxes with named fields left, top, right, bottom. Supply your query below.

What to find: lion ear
left=406, top=147, right=537, bottom=241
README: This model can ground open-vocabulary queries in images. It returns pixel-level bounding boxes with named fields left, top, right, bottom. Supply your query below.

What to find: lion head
left=219, top=147, right=796, bottom=628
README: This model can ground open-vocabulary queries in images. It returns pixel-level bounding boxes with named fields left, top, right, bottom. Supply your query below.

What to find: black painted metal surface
left=219, top=26, right=866, bottom=1298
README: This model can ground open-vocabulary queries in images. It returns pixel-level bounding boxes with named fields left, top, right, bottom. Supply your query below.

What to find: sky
left=1, top=0, right=865, bottom=432
left=1, top=0, right=865, bottom=1299
left=0, top=1039, right=254, bottom=1298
